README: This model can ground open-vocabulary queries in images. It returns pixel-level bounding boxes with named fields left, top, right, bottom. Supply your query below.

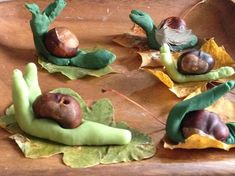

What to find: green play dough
left=166, top=80, right=235, bottom=144
left=25, top=0, right=116, bottom=69
left=12, top=63, right=131, bottom=146
left=129, top=9, right=198, bottom=51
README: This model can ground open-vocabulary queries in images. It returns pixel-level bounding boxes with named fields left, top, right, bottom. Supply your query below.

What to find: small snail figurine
left=25, top=0, right=116, bottom=69
left=177, top=50, right=215, bottom=75
left=129, top=10, right=198, bottom=51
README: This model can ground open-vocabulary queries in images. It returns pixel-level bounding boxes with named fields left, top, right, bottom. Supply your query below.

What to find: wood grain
left=0, top=0, right=235, bottom=175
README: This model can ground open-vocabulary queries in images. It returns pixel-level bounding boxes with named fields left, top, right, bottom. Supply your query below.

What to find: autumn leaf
left=201, top=38, right=235, bottom=68
left=38, top=57, right=114, bottom=80
left=144, top=67, right=208, bottom=98
left=164, top=133, right=235, bottom=151
left=137, top=50, right=162, bottom=68
left=113, top=24, right=149, bottom=50
left=113, top=33, right=148, bottom=50
left=145, top=68, right=174, bottom=88
left=205, top=97, right=235, bottom=123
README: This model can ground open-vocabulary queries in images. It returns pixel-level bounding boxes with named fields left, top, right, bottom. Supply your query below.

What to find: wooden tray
left=0, top=0, right=235, bottom=175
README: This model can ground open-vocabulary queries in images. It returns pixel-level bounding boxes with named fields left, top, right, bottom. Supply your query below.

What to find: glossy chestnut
left=177, top=50, right=215, bottom=75
left=33, top=93, right=82, bottom=129
left=159, top=16, right=186, bottom=30
left=44, top=27, right=79, bottom=58
left=182, top=110, right=230, bottom=142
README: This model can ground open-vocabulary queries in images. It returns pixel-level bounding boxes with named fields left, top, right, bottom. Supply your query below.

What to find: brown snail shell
left=182, top=110, right=230, bottom=142
left=177, top=50, right=215, bottom=75
left=33, top=93, right=82, bottom=129
left=159, top=16, right=186, bottom=30
left=44, top=27, right=79, bottom=58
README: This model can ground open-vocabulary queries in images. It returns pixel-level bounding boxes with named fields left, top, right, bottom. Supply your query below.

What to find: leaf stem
left=181, top=0, right=207, bottom=20
left=102, top=88, right=166, bottom=126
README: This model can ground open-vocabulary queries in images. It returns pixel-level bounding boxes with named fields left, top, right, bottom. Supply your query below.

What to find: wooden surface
left=0, top=0, right=235, bottom=175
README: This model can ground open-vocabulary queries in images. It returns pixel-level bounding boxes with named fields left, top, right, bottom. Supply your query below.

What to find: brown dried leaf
left=137, top=51, right=162, bottom=68
left=112, top=33, right=148, bottom=49
left=130, top=24, right=146, bottom=36
left=113, top=24, right=149, bottom=50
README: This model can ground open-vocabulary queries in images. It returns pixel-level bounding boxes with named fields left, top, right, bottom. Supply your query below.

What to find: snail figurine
left=129, top=10, right=198, bottom=51
left=26, top=0, right=116, bottom=69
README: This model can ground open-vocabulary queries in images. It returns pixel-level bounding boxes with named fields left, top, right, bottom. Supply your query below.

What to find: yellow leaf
left=172, top=82, right=207, bottom=98
left=205, top=97, right=235, bottom=123
left=144, top=68, right=174, bottom=88
left=164, top=133, right=235, bottom=151
left=144, top=68, right=207, bottom=98
left=201, top=38, right=235, bottom=68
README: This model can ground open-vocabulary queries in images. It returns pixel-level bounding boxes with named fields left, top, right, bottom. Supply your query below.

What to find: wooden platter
left=0, top=0, right=235, bottom=175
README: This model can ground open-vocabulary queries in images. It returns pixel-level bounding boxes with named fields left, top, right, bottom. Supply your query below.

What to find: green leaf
left=38, top=57, right=114, bottom=80
left=101, top=122, right=155, bottom=164
left=0, top=115, right=22, bottom=134
left=62, top=146, right=107, bottom=168
left=84, top=98, right=115, bottom=125
left=5, top=105, right=15, bottom=115
left=0, top=88, right=155, bottom=168
left=9, top=134, right=64, bottom=158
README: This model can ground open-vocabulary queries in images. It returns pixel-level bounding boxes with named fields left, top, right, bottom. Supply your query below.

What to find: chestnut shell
left=182, top=110, right=230, bottom=142
left=177, top=50, right=215, bottom=75
left=33, top=93, right=82, bottom=129
left=159, top=16, right=186, bottom=30
left=44, top=27, right=79, bottom=58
